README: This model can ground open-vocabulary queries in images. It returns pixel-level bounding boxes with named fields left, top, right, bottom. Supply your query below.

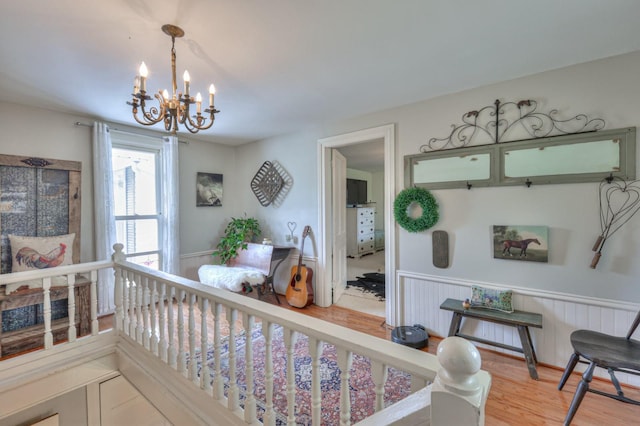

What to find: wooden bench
left=440, top=297, right=543, bottom=379
left=198, top=243, right=292, bottom=304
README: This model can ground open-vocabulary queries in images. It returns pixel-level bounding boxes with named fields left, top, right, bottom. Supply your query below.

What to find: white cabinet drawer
left=358, top=234, right=374, bottom=244
left=358, top=208, right=374, bottom=219
left=358, top=226, right=374, bottom=235
left=357, top=217, right=374, bottom=227
left=358, top=242, right=375, bottom=253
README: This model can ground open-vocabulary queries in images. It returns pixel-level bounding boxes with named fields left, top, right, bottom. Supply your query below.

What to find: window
left=111, top=132, right=162, bottom=270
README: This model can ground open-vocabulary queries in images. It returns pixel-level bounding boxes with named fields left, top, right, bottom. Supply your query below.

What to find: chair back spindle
left=626, top=309, right=640, bottom=340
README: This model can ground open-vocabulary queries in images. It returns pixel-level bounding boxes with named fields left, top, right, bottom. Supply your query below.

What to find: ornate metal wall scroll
left=420, top=99, right=606, bottom=152
left=250, top=160, right=292, bottom=207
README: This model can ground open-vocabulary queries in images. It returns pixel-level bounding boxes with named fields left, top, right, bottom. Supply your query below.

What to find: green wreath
left=394, top=187, right=439, bottom=232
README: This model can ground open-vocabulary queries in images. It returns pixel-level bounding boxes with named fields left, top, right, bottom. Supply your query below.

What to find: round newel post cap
left=436, top=336, right=482, bottom=396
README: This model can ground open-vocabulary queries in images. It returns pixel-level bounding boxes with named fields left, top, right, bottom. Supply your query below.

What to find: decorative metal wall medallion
left=251, top=161, right=287, bottom=207
left=421, top=99, right=606, bottom=152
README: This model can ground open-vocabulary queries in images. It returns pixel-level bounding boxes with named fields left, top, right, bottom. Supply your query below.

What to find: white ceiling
left=2, top=1, right=640, bottom=146
left=337, top=139, right=385, bottom=173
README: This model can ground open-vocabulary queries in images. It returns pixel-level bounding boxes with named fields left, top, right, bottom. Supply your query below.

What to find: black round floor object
left=391, top=324, right=428, bottom=349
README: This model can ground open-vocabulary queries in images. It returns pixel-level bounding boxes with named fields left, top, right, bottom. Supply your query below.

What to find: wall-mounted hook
left=525, top=179, right=532, bottom=188
left=605, top=173, right=614, bottom=184
left=466, top=181, right=472, bottom=190
left=286, top=221, right=297, bottom=244
left=73, top=188, right=79, bottom=199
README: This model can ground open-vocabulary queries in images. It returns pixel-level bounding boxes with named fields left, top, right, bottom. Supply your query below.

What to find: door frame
left=316, top=123, right=397, bottom=325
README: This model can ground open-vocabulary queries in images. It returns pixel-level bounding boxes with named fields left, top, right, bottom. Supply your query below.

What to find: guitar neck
left=296, top=226, right=310, bottom=272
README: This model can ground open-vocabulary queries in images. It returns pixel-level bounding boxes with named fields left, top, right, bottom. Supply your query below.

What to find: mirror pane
left=414, top=153, right=491, bottom=183
left=504, top=139, right=620, bottom=178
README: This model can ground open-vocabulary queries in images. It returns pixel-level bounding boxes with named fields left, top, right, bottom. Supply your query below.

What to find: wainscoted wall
left=179, top=251, right=213, bottom=282
left=396, top=270, right=640, bottom=386
left=179, top=251, right=318, bottom=297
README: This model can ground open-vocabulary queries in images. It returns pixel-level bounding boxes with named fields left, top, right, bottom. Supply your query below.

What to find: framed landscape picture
left=492, top=225, right=548, bottom=262
left=196, top=172, right=223, bottom=206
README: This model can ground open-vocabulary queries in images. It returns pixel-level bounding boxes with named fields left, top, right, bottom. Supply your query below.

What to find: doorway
left=316, top=124, right=397, bottom=325
left=335, top=141, right=386, bottom=317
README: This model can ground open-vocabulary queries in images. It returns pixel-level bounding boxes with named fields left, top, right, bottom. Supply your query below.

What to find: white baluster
left=227, top=307, right=239, bottom=411
left=136, top=273, right=144, bottom=343
left=177, top=290, right=186, bottom=375
left=284, top=328, right=298, bottom=426
left=188, top=293, right=197, bottom=383
left=168, top=287, right=177, bottom=369
left=370, top=360, right=388, bottom=412
left=262, top=322, right=275, bottom=426
left=309, top=337, right=323, bottom=423
left=90, top=269, right=99, bottom=335
left=212, top=302, right=224, bottom=400
left=337, top=348, right=353, bottom=426
left=431, top=336, right=486, bottom=426
left=142, top=276, right=150, bottom=350
left=122, top=270, right=130, bottom=335
left=66, top=273, right=77, bottom=342
left=150, top=279, right=158, bottom=355
left=112, top=244, right=125, bottom=332
left=128, top=271, right=136, bottom=337
left=243, top=314, right=256, bottom=424
left=200, top=297, right=211, bottom=392
left=43, top=277, right=53, bottom=349
left=159, top=282, right=167, bottom=362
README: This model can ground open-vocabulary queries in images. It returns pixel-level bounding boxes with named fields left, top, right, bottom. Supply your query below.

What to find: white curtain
left=161, top=135, right=180, bottom=275
left=92, top=122, right=117, bottom=314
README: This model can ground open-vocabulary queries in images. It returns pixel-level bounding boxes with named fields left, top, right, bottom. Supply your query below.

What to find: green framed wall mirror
left=405, top=127, right=636, bottom=190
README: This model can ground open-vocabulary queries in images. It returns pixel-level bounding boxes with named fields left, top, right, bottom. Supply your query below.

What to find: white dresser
left=346, top=207, right=375, bottom=258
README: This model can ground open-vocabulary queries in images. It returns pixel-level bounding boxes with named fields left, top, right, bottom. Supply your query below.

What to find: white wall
left=242, top=51, right=640, bottom=304
left=178, top=139, right=238, bottom=254
left=235, top=130, right=320, bottom=258
left=2, top=52, right=640, bottom=304
left=0, top=102, right=237, bottom=263
left=0, top=102, right=96, bottom=262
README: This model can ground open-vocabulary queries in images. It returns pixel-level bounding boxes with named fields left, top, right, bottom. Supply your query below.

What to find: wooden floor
left=274, top=301, right=640, bottom=426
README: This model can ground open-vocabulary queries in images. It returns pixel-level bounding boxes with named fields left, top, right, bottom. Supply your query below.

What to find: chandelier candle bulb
left=183, top=70, right=190, bottom=95
left=138, top=62, right=148, bottom=92
left=196, top=92, right=202, bottom=114
left=209, top=84, right=215, bottom=107
left=133, top=76, right=140, bottom=95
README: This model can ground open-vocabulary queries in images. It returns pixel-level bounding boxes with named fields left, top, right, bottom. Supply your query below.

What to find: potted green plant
left=212, top=216, right=262, bottom=265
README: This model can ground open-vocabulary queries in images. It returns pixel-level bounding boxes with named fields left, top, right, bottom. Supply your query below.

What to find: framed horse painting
left=493, top=225, right=548, bottom=262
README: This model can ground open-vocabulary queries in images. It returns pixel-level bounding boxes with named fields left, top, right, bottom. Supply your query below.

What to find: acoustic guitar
left=286, top=226, right=314, bottom=308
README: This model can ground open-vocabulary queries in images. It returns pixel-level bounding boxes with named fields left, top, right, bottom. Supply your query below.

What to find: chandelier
left=128, top=24, right=219, bottom=135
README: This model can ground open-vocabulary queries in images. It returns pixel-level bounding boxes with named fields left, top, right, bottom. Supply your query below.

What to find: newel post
left=431, top=336, right=489, bottom=426
left=112, top=243, right=125, bottom=332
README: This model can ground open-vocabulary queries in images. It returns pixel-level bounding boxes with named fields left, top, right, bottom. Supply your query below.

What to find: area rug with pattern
left=347, top=272, right=385, bottom=300
left=187, top=324, right=410, bottom=425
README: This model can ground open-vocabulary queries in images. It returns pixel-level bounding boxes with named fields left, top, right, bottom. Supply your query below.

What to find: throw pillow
left=9, top=233, right=75, bottom=272
left=470, top=285, right=514, bottom=313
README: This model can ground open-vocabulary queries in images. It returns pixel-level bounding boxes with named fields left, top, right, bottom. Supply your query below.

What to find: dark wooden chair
left=557, top=309, right=640, bottom=425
